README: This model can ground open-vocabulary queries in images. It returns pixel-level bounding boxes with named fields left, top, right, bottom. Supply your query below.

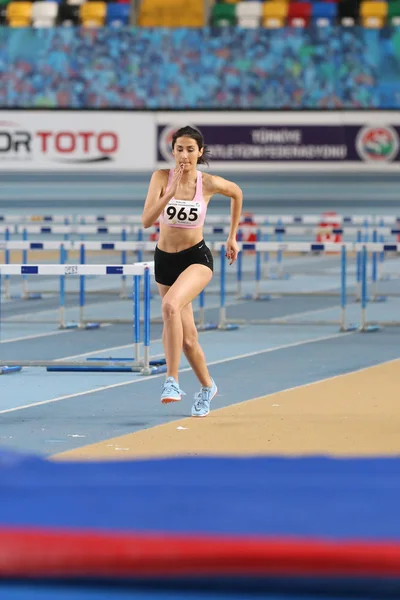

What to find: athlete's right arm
left=141, top=167, right=183, bottom=229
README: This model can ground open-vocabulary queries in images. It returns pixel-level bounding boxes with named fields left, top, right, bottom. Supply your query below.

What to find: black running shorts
left=154, top=240, right=214, bottom=287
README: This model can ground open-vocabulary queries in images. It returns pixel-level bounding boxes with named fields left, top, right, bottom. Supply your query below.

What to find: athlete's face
left=173, top=136, right=203, bottom=171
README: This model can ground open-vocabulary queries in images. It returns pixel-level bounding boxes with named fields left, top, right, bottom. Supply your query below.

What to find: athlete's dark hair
left=171, top=126, right=211, bottom=166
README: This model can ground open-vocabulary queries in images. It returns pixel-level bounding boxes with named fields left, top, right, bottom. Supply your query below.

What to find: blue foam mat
left=0, top=450, right=399, bottom=599
left=0, top=450, right=398, bottom=540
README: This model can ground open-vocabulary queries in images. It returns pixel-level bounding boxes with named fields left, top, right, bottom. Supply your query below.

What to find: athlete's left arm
left=211, top=175, right=243, bottom=264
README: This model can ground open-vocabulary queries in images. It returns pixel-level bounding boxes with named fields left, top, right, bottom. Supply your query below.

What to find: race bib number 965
left=165, top=200, right=201, bottom=225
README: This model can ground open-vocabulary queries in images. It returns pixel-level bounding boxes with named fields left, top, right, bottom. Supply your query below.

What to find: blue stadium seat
left=106, top=2, right=129, bottom=25
left=311, top=1, right=337, bottom=21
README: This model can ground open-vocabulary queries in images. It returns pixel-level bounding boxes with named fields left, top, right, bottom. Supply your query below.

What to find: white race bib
left=164, top=200, right=201, bottom=225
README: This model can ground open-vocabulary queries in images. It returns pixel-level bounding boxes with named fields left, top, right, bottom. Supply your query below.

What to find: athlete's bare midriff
left=157, top=223, right=204, bottom=253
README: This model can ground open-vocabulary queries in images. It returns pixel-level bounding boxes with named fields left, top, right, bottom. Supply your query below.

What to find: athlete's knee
left=162, top=296, right=180, bottom=320
left=182, top=330, right=198, bottom=354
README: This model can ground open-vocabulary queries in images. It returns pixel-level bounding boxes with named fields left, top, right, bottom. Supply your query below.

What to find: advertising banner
left=0, top=112, right=154, bottom=171
left=156, top=112, right=400, bottom=172
left=1, top=111, right=400, bottom=173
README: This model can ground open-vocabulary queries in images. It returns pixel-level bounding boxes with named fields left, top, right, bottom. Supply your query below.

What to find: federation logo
left=356, top=125, right=399, bottom=163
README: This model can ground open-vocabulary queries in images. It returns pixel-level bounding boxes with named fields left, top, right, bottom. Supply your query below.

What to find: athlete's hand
left=166, top=164, right=184, bottom=199
left=226, top=237, right=239, bottom=265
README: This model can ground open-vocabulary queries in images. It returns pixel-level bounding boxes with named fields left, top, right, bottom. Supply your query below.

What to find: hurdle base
left=240, top=294, right=273, bottom=301
left=359, top=324, right=381, bottom=333
left=196, top=323, right=219, bottom=331
left=47, top=366, right=142, bottom=373
left=8, top=293, right=42, bottom=301
left=86, top=357, right=167, bottom=366
left=58, top=323, right=79, bottom=330
left=266, top=273, right=291, bottom=281
left=217, top=323, right=240, bottom=331
left=355, top=296, right=387, bottom=304
left=339, top=324, right=359, bottom=332
left=0, top=366, right=22, bottom=375
left=82, top=322, right=101, bottom=330
left=119, top=293, right=155, bottom=301
left=141, top=364, right=168, bottom=376
left=58, top=322, right=101, bottom=330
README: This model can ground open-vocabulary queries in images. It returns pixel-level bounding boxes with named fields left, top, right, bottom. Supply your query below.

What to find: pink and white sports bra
left=159, top=169, right=207, bottom=229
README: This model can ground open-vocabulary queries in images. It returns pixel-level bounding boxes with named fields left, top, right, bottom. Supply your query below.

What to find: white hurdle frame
left=1, top=241, right=399, bottom=332
left=8, top=214, right=400, bottom=226
left=0, top=262, right=165, bottom=375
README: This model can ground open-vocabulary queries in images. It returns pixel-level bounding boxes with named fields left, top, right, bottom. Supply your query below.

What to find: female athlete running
left=142, top=126, right=243, bottom=417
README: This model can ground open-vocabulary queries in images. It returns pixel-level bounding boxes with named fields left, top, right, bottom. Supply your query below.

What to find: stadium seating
left=0, top=0, right=399, bottom=29
left=106, top=3, right=130, bottom=26
left=0, top=0, right=130, bottom=26
left=32, top=2, right=58, bottom=27
left=262, top=2, right=288, bottom=28
left=139, top=0, right=204, bottom=26
left=7, top=1, right=32, bottom=26
left=388, top=0, right=400, bottom=24
left=210, top=0, right=400, bottom=28
left=360, top=0, right=387, bottom=27
left=79, top=1, right=106, bottom=27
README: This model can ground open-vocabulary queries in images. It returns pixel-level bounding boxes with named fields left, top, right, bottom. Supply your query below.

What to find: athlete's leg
left=158, top=282, right=212, bottom=389
left=162, top=264, right=212, bottom=382
left=181, top=302, right=212, bottom=388
left=157, top=282, right=185, bottom=403
left=156, top=282, right=171, bottom=370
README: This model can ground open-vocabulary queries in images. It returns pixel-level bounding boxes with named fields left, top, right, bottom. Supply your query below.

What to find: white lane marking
left=269, top=303, right=343, bottom=322
left=0, top=324, right=112, bottom=344
left=0, top=377, right=163, bottom=415
left=0, top=329, right=355, bottom=414
left=4, top=297, right=126, bottom=322
left=3, top=297, right=235, bottom=323
left=0, top=297, right=229, bottom=347
left=58, top=331, right=215, bottom=361
left=57, top=344, right=166, bottom=362
left=0, top=329, right=71, bottom=344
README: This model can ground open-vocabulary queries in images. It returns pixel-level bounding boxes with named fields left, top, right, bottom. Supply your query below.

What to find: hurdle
left=1, top=238, right=398, bottom=326
left=4, top=213, right=400, bottom=228
left=356, top=241, right=400, bottom=330
left=196, top=289, right=219, bottom=331
left=0, top=239, right=225, bottom=330
left=216, top=241, right=358, bottom=331
left=5, top=222, right=400, bottom=300
left=0, top=262, right=166, bottom=376
left=219, top=240, right=400, bottom=332
left=0, top=240, right=158, bottom=303
left=0, top=215, right=73, bottom=224
left=4, top=219, right=400, bottom=242
left=72, top=214, right=400, bottom=226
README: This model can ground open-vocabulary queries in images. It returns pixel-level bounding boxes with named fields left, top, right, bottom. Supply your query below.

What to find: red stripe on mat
left=0, top=528, right=400, bottom=578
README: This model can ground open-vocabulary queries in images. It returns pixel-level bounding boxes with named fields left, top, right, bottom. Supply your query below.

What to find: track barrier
left=3, top=213, right=400, bottom=226
left=0, top=262, right=166, bottom=376
left=0, top=240, right=399, bottom=363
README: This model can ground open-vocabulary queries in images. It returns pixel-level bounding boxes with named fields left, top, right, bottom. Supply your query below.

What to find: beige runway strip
left=54, top=359, right=400, bottom=461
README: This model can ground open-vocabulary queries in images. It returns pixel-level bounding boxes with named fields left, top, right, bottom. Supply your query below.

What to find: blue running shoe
left=191, top=379, right=218, bottom=417
left=161, top=377, right=185, bottom=404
